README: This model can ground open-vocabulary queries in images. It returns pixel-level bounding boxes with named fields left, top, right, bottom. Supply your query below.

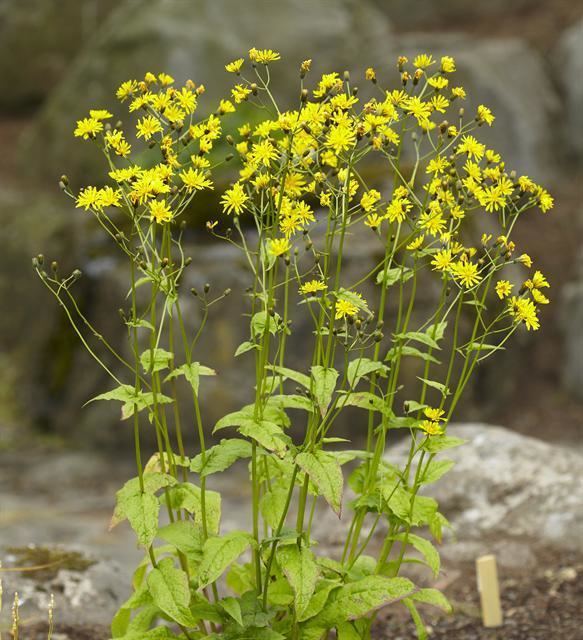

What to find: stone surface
left=559, top=250, right=583, bottom=401
left=0, top=0, right=116, bottom=111
left=554, top=18, right=583, bottom=161
left=20, top=0, right=394, bottom=183
left=387, top=423, right=583, bottom=551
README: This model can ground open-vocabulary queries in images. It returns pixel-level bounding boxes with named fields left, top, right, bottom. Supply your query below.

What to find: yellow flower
left=326, top=123, right=356, bottom=154
left=364, top=213, right=383, bottom=229
left=477, top=105, right=495, bottom=126
left=249, top=48, right=280, bottom=64
left=299, top=280, right=327, bottom=295
left=98, top=186, right=121, bottom=208
left=404, top=96, right=431, bottom=125
left=419, top=209, right=446, bottom=236
left=420, top=420, right=444, bottom=436
left=149, top=200, right=173, bottom=224
left=525, top=270, right=550, bottom=290
left=232, top=84, right=252, bottom=104
left=76, top=186, right=101, bottom=211
left=537, top=188, right=554, bottom=213
left=252, top=140, right=278, bottom=166
left=495, top=280, right=513, bottom=299
left=431, top=249, right=453, bottom=271
left=360, top=189, right=381, bottom=212
left=136, top=115, right=162, bottom=140
left=457, top=135, right=485, bottom=160
left=407, top=235, right=424, bottom=251
left=225, top=58, right=244, bottom=73
left=518, top=254, right=533, bottom=268
left=477, top=185, right=506, bottom=212
left=451, top=86, right=466, bottom=100
left=116, top=79, right=138, bottom=101
left=531, top=289, right=550, bottom=305
left=451, top=260, right=482, bottom=287
left=365, top=67, right=376, bottom=81
left=335, top=299, right=358, bottom=320
left=424, top=407, right=446, bottom=422
left=441, top=56, right=456, bottom=73
left=385, top=196, right=412, bottom=223
left=426, top=155, right=448, bottom=175
left=164, top=104, right=185, bottom=124
left=428, top=76, right=449, bottom=90
left=175, top=87, right=197, bottom=113
left=509, top=296, right=539, bottom=331
left=180, top=167, right=213, bottom=191
left=158, top=72, right=175, bottom=86
left=414, top=54, right=435, bottom=69
left=268, top=237, right=290, bottom=257
left=89, top=109, right=113, bottom=120
left=430, top=94, right=449, bottom=112
left=221, top=182, right=249, bottom=215
left=219, top=99, right=236, bottom=114
left=74, top=117, right=103, bottom=139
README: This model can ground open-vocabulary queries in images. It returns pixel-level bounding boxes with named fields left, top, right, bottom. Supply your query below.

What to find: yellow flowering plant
left=33, top=51, right=552, bottom=639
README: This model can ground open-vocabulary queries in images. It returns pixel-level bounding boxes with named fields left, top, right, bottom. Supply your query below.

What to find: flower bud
left=204, top=283, right=210, bottom=293
left=51, top=261, right=58, bottom=273
left=185, top=257, right=192, bottom=266
left=301, top=89, right=308, bottom=103
left=191, top=288, right=198, bottom=297
left=60, top=174, right=69, bottom=186
left=224, top=288, right=231, bottom=296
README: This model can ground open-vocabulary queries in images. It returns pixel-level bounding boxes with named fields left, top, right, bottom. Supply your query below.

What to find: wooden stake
left=476, top=554, right=503, bottom=627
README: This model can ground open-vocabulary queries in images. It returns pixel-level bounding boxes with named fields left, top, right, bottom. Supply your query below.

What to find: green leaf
left=296, top=451, right=343, bottom=516
left=190, top=438, right=252, bottom=477
left=165, top=362, right=216, bottom=395
left=268, top=394, right=314, bottom=412
left=238, top=419, right=289, bottom=457
left=158, top=520, right=203, bottom=560
left=251, top=310, right=281, bottom=337
left=403, top=598, right=427, bottom=640
left=396, top=331, right=440, bottom=350
left=235, top=340, right=258, bottom=356
left=336, top=288, right=372, bottom=317
left=308, top=576, right=414, bottom=629
left=219, top=596, right=244, bottom=626
left=375, top=267, right=414, bottom=287
left=410, top=588, right=452, bottom=613
left=125, top=318, right=155, bottom=331
left=267, top=365, right=311, bottom=389
left=337, top=391, right=387, bottom=414
left=386, top=346, right=440, bottom=364
left=311, top=366, right=339, bottom=416
left=347, top=358, right=388, bottom=388
left=421, top=459, right=455, bottom=485
left=124, top=493, right=159, bottom=548
left=297, top=579, right=340, bottom=622
left=404, top=400, right=428, bottom=414
left=198, top=531, right=255, bottom=588
left=422, top=435, right=465, bottom=453
left=86, top=384, right=174, bottom=421
left=147, top=558, right=195, bottom=627
left=425, top=321, right=447, bottom=342
left=337, top=622, right=362, bottom=640
left=166, top=483, right=222, bottom=535
left=140, top=348, right=174, bottom=373
left=277, top=544, right=319, bottom=617
left=260, top=486, right=289, bottom=529
left=395, top=533, right=440, bottom=578
left=417, top=377, right=449, bottom=396
left=383, top=485, right=411, bottom=520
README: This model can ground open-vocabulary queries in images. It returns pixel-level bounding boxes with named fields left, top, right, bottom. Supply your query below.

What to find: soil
left=18, top=551, right=583, bottom=639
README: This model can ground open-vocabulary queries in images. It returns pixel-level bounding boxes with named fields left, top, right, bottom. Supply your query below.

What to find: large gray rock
left=560, top=250, right=583, bottom=401
left=20, top=0, right=394, bottom=184
left=371, top=0, right=542, bottom=29
left=554, top=19, right=583, bottom=162
left=0, top=0, right=116, bottom=111
left=394, top=34, right=561, bottom=180
left=387, top=424, right=583, bottom=551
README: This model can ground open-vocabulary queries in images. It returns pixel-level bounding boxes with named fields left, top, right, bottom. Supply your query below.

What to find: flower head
left=221, top=183, right=249, bottom=215
left=299, top=280, right=327, bottom=295
left=149, top=200, right=173, bottom=224
left=74, top=117, right=103, bottom=139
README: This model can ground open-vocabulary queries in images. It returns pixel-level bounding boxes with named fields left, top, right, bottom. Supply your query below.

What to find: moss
left=6, top=545, right=96, bottom=581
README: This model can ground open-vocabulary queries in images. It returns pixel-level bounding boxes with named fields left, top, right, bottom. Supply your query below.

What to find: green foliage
left=35, top=47, right=550, bottom=640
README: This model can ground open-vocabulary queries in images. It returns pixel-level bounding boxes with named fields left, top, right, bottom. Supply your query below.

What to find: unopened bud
left=185, top=257, right=192, bottom=266
left=301, top=89, right=308, bottom=103
left=224, top=288, right=231, bottom=296
left=60, top=175, right=69, bottom=186
left=51, top=261, right=58, bottom=273
left=204, top=283, right=210, bottom=293
left=191, top=288, right=198, bottom=297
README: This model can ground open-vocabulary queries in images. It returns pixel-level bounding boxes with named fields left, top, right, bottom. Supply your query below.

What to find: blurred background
left=1, top=0, right=583, bottom=635
left=1, top=0, right=582, bottom=451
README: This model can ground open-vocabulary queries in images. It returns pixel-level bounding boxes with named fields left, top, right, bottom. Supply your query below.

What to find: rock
left=0, top=549, right=130, bottom=627
left=394, top=34, right=560, bottom=180
left=0, top=0, right=116, bottom=111
left=554, top=19, right=583, bottom=162
left=371, top=0, right=542, bottom=29
left=559, top=250, right=583, bottom=400
left=386, top=424, right=583, bottom=551
left=20, top=0, right=394, bottom=183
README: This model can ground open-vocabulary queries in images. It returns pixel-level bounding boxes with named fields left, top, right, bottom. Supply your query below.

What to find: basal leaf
left=198, top=531, right=255, bottom=588
left=158, top=520, right=204, bottom=560
left=296, top=451, right=343, bottom=516
left=311, top=366, right=339, bottom=416
left=277, top=544, right=319, bottom=617
left=190, top=438, right=252, bottom=477
left=166, top=483, right=222, bottom=535
left=147, top=558, right=195, bottom=626
left=395, top=533, right=440, bottom=578
left=410, top=587, right=452, bottom=613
